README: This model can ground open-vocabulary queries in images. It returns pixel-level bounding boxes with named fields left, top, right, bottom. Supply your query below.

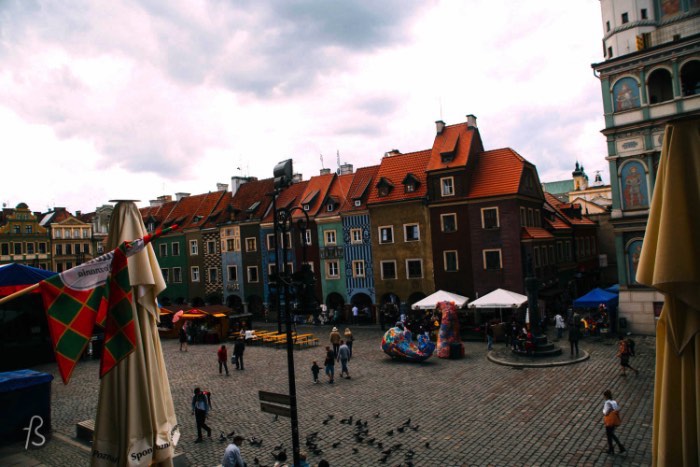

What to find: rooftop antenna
left=320, top=153, right=325, bottom=169
left=439, top=96, right=443, bottom=120
left=336, top=150, right=341, bottom=169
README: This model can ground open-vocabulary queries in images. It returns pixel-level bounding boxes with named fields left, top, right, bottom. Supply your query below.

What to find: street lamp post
left=270, top=159, right=306, bottom=466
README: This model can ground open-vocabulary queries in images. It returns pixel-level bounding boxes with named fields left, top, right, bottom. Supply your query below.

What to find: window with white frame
left=247, top=266, right=259, bottom=283
left=379, top=260, right=396, bottom=280
left=228, top=265, right=238, bottom=281
left=483, top=249, right=502, bottom=270
left=444, top=251, right=458, bottom=272
left=441, top=213, right=457, bottom=233
left=303, top=262, right=315, bottom=273
left=324, top=230, right=337, bottom=245
left=245, top=237, right=257, bottom=252
left=268, top=263, right=278, bottom=282
left=404, top=224, right=420, bottom=242
left=191, top=266, right=200, bottom=282
left=207, top=267, right=218, bottom=283
left=173, top=267, right=182, bottom=283
left=225, top=238, right=234, bottom=251
left=302, top=229, right=312, bottom=246
left=481, top=207, right=499, bottom=229
left=440, top=177, right=455, bottom=196
left=326, top=260, right=340, bottom=279
left=406, top=259, right=423, bottom=279
left=350, top=228, right=362, bottom=244
left=159, top=243, right=168, bottom=256
left=190, top=240, right=198, bottom=255
left=266, top=233, right=276, bottom=250
left=352, top=260, right=365, bottom=278
left=172, top=242, right=180, bottom=256
left=378, top=226, right=394, bottom=244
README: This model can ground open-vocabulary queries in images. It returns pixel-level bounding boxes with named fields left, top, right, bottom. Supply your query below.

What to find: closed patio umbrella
left=637, top=117, right=700, bottom=466
left=91, top=201, right=178, bottom=466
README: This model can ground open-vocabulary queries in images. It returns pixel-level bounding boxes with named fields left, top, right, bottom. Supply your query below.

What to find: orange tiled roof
left=544, top=192, right=596, bottom=226
left=426, top=123, right=477, bottom=171
left=343, top=165, right=380, bottom=213
left=316, top=173, right=355, bottom=219
left=521, top=227, right=555, bottom=240
left=544, top=216, right=571, bottom=231
left=262, top=181, right=309, bottom=223
left=230, top=178, right=275, bottom=222
left=163, top=191, right=227, bottom=230
left=293, top=173, right=335, bottom=217
left=366, top=149, right=432, bottom=205
left=468, top=148, right=526, bottom=199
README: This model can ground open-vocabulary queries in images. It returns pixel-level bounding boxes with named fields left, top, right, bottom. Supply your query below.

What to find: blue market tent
left=573, top=287, right=618, bottom=309
left=606, top=284, right=620, bottom=293
left=0, top=263, right=56, bottom=296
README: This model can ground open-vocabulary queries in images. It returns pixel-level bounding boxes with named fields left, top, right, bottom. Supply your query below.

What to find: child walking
left=311, top=361, right=321, bottom=384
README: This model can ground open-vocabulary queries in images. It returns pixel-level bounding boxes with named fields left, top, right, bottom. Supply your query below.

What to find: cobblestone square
left=3, top=324, right=654, bottom=466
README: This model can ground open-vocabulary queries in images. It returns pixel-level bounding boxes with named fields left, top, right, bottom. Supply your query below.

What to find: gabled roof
left=293, top=173, right=334, bottom=217
left=162, top=191, right=228, bottom=231
left=544, top=192, right=597, bottom=227
left=316, top=172, right=354, bottom=219
left=367, top=149, right=432, bottom=205
left=426, top=123, right=479, bottom=171
left=468, top=148, right=526, bottom=199
left=229, top=178, right=275, bottom=223
left=343, top=165, right=379, bottom=213
left=262, top=181, right=309, bottom=224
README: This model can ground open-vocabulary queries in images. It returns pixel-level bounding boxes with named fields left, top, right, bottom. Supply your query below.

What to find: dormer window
left=406, top=184, right=415, bottom=193
left=441, top=153, right=454, bottom=163
left=303, top=204, right=310, bottom=211
left=327, top=203, right=334, bottom=212
left=376, top=177, right=394, bottom=198
left=402, top=173, right=419, bottom=193
left=354, top=200, right=361, bottom=207
left=379, top=186, right=389, bottom=197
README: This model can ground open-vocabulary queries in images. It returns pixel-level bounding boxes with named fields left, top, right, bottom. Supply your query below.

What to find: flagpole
left=0, top=224, right=179, bottom=306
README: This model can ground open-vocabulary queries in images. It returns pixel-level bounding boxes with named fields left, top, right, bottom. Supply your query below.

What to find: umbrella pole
left=0, top=283, right=39, bottom=305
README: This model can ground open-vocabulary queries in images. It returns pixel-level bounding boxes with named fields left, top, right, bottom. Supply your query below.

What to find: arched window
left=647, top=68, right=674, bottom=104
left=681, top=60, right=700, bottom=96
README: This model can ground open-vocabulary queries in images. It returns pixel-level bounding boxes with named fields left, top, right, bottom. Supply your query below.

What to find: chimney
left=339, top=163, right=353, bottom=175
left=75, top=210, right=81, bottom=217
left=435, top=120, right=445, bottom=134
left=320, top=168, right=332, bottom=175
left=292, top=173, right=303, bottom=184
left=230, top=176, right=249, bottom=196
left=466, top=114, right=477, bottom=129
left=384, top=149, right=401, bottom=158
left=216, top=182, right=228, bottom=192
left=175, top=192, right=190, bottom=201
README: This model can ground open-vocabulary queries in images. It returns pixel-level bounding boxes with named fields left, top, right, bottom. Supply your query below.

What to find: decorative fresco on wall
left=626, top=239, right=644, bottom=285
left=661, top=0, right=681, bottom=17
left=620, top=160, right=649, bottom=210
left=613, top=77, right=640, bottom=111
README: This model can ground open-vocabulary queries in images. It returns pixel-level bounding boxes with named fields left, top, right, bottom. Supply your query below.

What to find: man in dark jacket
left=233, top=338, right=245, bottom=370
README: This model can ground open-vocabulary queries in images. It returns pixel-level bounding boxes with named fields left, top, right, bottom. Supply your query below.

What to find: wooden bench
left=76, top=419, right=94, bottom=443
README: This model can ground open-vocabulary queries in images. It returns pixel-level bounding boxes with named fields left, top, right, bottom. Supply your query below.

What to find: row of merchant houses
left=138, top=116, right=602, bottom=319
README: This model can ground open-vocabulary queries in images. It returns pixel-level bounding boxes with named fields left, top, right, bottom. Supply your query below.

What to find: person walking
left=179, top=323, right=188, bottom=351
left=222, top=434, right=246, bottom=467
left=352, top=305, right=359, bottom=325
left=324, top=346, right=335, bottom=384
left=233, top=338, right=246, bottom=370
left=191, top=387, right=212, bottom=443
left=343, top=328, right=354, bottom=358
left=486, top=322, right=494, bottom=351
left=568, top=313, right=581, bottom=356
left=337, top=340, right=351, bottom=379
left=329, top=327, right=341, bottom=359
left=602, top=389, right=626, bottom=455
left=617, top=335, right=638, bottom=376
left=217, top=344, right=229, bottom=376
left=554, top=312, right=566, bottom=340
left=311, top=361, right=321, bottom=384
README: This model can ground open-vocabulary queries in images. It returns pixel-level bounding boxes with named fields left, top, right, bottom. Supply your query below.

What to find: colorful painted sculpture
left=381, top=323, right=435, bottom=361
left=436, top=301, right=464, bottom=358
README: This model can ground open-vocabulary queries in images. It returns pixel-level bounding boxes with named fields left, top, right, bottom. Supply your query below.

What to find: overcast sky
left=1, top=0, right=607, bottom=214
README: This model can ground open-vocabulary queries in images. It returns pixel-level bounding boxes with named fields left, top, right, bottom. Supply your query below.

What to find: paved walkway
left=2, top=324, right=654, bottom=466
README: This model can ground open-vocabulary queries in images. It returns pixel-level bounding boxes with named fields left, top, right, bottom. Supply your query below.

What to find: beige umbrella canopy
left=637, top=117, right=700, bottom=466
left=92, top=201, right=178, bottom=466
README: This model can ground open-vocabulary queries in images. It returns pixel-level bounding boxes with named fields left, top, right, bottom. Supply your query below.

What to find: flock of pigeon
left=220, top=411, right=431, bottom=466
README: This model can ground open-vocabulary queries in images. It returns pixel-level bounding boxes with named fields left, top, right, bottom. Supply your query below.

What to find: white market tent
left=411, top=290, right=469, bottom=310
left=468, top=288, right=528, bottom=322
left=468, top=288, right=528, bottom=309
